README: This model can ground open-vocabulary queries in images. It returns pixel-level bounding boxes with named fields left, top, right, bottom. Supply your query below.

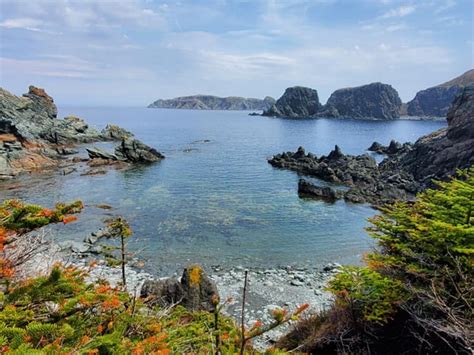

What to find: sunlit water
left=0, top=108, right=446, bottom=275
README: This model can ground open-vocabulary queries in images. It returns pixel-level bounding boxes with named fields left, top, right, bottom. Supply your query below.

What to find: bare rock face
left=101, top=124, right=134, bottom=140
left=398, top=85, right=474, bottom=185
left=406, top=86, right=460, bottom=117
left=262, top=86, right=321, bottom=118
left=141, top=265, right=219, bottom=312
left=406, top=69, right=474, bottom=117
left=320, top=82, right=402, bottom=120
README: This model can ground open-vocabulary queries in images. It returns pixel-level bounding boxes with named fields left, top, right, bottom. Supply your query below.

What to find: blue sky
left=0, top=0, right=472, bottom=106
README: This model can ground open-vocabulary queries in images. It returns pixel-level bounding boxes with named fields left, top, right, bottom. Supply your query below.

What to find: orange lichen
left=188, top=265, right=202, bottom=285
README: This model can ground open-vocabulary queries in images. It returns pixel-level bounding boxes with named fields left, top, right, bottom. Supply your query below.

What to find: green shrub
left=327, top=266, right=407, bottom=324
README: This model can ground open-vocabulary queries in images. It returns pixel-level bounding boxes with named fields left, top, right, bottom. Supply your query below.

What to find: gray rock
left=115, top=138, right=164, bottom=163
left=141, top=265, right=219, bottom=312
left=298, top=179, right=343, bottom=202
left=319, top=82, right=402, bottom=120
left=101, top=124, right=134, bottom=140
left=262, top=86, right=321, bottom=118
left=86, top=147, right=118, bottom=161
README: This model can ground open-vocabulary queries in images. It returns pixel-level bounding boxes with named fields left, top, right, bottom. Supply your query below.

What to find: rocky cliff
left=319, top=82, right=402, bottom=120
left=148, top=95, right=275, bottom=111
left=397, top=84, right=474, bottom=185
left=262, top=83, right=401, bottom=120
left=406, top=69, right=474, bottom=117
left=262, top=86, right=321, bottom=118
left=0, top=86, right=163, bottom=178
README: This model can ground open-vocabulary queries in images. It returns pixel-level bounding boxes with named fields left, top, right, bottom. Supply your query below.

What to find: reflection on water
left=0, top=108, right=446, bottom=275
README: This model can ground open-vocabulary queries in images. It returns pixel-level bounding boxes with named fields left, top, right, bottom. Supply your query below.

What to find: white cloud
left=0, top=17, right=44, bottom=31
left=381, top=5, right=416, bottom=18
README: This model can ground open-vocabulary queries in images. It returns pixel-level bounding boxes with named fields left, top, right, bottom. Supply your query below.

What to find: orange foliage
left=62, top=215, right=78, bottom=224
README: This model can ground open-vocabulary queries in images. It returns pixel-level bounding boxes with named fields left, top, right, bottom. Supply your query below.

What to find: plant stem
left=240, top=270, right=248, bottom=355
left=121, top=234, right=126, bottom=287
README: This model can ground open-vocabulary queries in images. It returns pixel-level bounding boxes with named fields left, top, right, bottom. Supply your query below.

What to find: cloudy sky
left=0, top=0, right=472, bottom=106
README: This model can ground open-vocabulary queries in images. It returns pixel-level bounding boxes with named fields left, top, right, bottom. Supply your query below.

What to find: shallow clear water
left=0, top=108, right=446, bottom=274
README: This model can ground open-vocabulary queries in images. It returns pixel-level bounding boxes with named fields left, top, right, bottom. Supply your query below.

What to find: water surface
left=0, top=108, right=446, bottom=274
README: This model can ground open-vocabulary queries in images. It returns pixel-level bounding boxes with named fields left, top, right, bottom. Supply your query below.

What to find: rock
left=298, top=179, right=343, bottom=202
left=101, top=124, right=134, bottom=140
left=148, top=95, right=275, bottom=111
left=319, top=82, right=402, bottom=120
left=406, top=69, right=474, bottom=117
left=141, top=265, right=219, bottom=312
left=262, top=86, right=321, bottom=118
left=86, top=147, right=118, bottom=161
left=367, top=141, right=384, bottom=153
left=84, top=227, right=113, bottom=244
left=56, top=147, right=78, bottom=155
left=397, top=85, right=474, bottom=186
left=62, top=167, right=76, bottom=175
left=115, top=138, right=164, bottom=163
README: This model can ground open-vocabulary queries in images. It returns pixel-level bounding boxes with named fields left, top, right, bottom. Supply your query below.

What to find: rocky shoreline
left=20, top=230, right=337, bottom=350
left=0, top=86, right=164, bottom=179
left=268, top=85, right=474, bottom=206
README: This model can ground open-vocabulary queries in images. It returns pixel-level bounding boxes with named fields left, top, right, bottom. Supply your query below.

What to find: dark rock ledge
left=269, top=146, right=419, bottom=205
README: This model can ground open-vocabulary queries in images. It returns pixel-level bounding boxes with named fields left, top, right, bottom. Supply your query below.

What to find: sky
left=0, top=0, right=472, bottom=106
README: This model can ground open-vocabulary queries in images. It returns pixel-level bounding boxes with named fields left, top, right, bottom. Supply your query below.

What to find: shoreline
left=18, top=233, right=337, bottom=349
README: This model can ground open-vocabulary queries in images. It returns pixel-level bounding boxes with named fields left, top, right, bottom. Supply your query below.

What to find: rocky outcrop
left=397, top=85, right=474, bottom=186
left=262, top=83, right=401, bottom=120
left=406, top=69, right=474, bottom=117
left=141, top=265, right=218, bottom=312
left=101, top=124, right=133, bottom=140
left=269, top=146, right=419, bottom=205
left=368, top=140, right=413, bottom=155
left=262, top=87, right=321, bottom=118
left=148, top=95, right=275, bottom=111
left=115, top=138, right=164, bottom=163
left=0, top=86, right=163, bottom=178
left=319, top=83, right=402, bottom=120
left=86, top=138, right=164, bottom=164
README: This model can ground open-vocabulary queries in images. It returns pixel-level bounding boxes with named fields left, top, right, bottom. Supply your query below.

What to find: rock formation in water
left=319, top=82, right=402, bottom=120
left=406, top=69, right=474, bottom=117
left=148, top=95, right=275, bottom=111
left=0, top=86, right=163, bottom=178
left=262, top=83, right=401, bottom=120
left=262, top=86, right=321, bottom=118
left=269, top=85, right=474, bottom=205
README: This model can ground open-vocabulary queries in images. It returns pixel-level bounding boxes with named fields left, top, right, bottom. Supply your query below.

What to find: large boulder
left=298, top=179, right=343, bottom=202
left=262, top=86, right=321, bottom=118
left=141, top=265, right=218, bottom=312
left=101, top=124, right=134, bottom=141
left=115, top=138, right=164, bottom=163
left=319, top=82, right=402, bottom=120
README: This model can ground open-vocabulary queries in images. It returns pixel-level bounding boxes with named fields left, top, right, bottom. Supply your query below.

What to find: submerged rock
left=298, top=179, right=343, bottom=202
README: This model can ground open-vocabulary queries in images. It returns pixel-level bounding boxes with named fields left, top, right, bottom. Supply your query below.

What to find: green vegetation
left=279, top=168, right=473, bottom=353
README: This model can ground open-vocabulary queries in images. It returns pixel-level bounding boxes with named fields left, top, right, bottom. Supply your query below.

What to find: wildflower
left=102, top=295, right=121, bottom=310
left=97, top=324, right=104, bottom=334
left=295, top=303, right=310, bottom=315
